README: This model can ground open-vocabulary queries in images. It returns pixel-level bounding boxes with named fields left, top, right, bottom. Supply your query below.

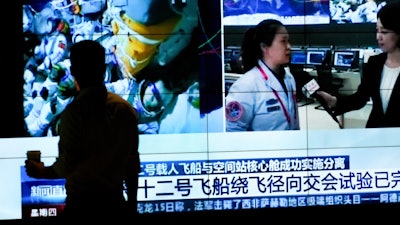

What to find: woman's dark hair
left=240, top=19, right=284, bottom=73
left=377, top=1, right=400, bottom=47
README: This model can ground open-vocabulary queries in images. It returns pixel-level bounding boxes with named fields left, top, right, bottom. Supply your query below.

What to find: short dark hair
left=69, top=40, right=106, bottom=88
left=377, top=1, right=400, bottom=47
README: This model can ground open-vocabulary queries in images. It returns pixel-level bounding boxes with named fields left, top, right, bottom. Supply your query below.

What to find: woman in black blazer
left=318, top=1, right=400, bottom=128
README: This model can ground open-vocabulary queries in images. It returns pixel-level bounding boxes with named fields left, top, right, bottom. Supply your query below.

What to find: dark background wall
left=1, top=1, right=25, bottom=138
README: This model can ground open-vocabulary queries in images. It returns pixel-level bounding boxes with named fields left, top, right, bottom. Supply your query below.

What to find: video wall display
left=22, top=0, right=222, bottom=137
left=223, top=0, right=331, bottom=25
left=0, top=0, right=399, bottom=221
left=223, top=0, right=389, bottom=26
left=330, top=0, right=387, bottom=24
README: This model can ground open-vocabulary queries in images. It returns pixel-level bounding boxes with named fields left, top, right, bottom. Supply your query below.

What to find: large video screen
left=330, top=0, right=387, bottom=24
left=223, top=0, right=389, bottom=26
left=223, top=0, right=331, bottom=25
left=0, top=0, right=399, bottom=221
left=22, top=0, right=221, bottom=137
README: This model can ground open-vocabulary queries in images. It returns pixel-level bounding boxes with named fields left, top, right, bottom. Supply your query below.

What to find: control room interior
left=223, top=27, right=382, bottom=130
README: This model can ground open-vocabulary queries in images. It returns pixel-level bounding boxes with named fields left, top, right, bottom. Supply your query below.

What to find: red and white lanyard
left=257, top=65, right=293, bottom=124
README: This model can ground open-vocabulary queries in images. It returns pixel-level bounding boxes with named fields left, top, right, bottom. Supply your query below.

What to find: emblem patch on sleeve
left=226, top=101, right=243, bottom=121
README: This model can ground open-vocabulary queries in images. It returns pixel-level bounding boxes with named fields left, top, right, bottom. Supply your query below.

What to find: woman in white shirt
left=225, top=19, right=299, bottom=131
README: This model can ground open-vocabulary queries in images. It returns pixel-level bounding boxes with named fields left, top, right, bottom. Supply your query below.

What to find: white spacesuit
left=23, top=0, right=209, bottom=135
left=102, top=0, right=204, bottom=133
left=104, top=0, right=199, bottom=79
left=225, top=61, right=300, bottom=131
left=23, top=4, right=70, bottom=98
left=25, top=60, right=76, bottom=137
left=106, top=78, right=174, bottom=134
left=347, top=0, right=385, bottom=23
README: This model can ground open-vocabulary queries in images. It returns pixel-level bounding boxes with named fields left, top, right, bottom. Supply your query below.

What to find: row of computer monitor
left=224, top=46, right=374, bottom=73
left=290, top=47, right=362, bottom=71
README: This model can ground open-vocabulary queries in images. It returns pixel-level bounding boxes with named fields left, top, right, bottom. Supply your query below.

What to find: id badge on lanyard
left=257, top=65, right=294, bottom=124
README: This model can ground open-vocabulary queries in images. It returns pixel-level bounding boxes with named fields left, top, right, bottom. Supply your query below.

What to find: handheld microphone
left=302, top=78, right=343, bottom=129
